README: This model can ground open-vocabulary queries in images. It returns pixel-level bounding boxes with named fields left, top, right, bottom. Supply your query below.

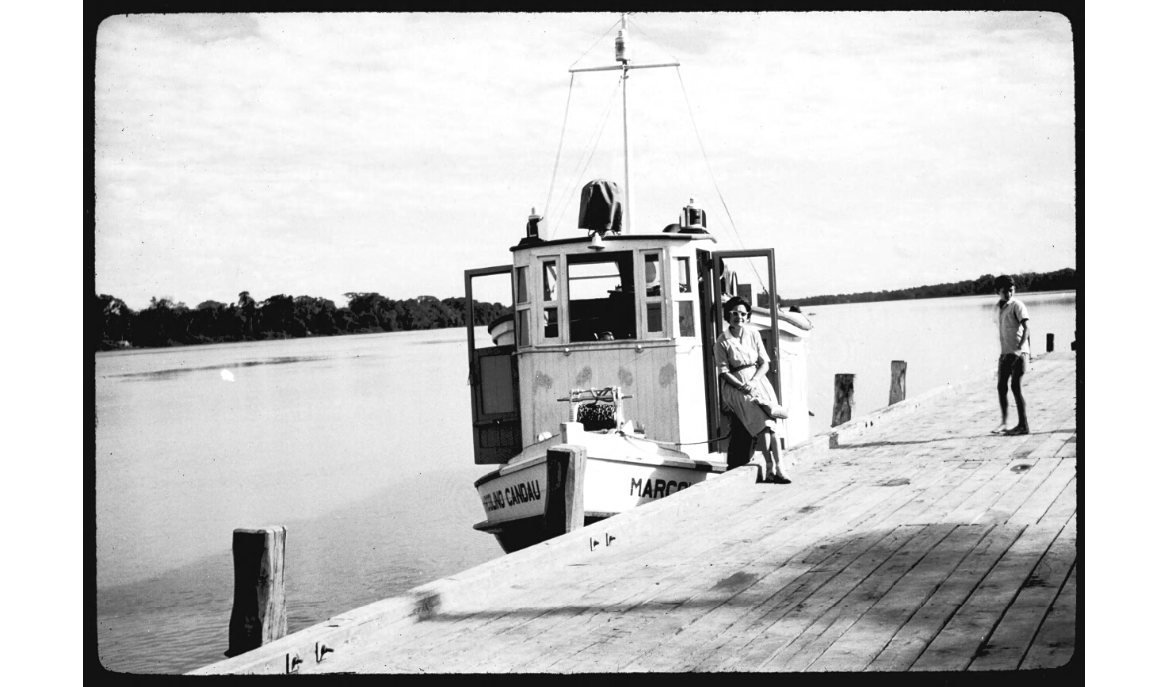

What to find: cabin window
left=675, top=257, right=691, bottom=293
left=644, top=254, right=661, bottom=298
left=642, top=251, right=665, bottom=337
left=517, top=309, right=530, bottom=346
left=543, top=307, right=558, bottom=339
left=541, top=259, right=560, bottom=340
left=542, top=261, right=558, bottom=302
left=647, top=303, right=663, bottom=333
left=678, top=300, right=695, bottom=337
left=515, top=266, right=529, bottom=304
left=566, top=251, right=636, bottom=342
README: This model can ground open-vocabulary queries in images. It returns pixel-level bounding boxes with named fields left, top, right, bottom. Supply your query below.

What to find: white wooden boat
left=463, top=17, right=813, bottom=553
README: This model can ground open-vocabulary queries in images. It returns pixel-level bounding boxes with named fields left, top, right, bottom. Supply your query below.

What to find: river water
left=94, top=290, right=1076, bottom=673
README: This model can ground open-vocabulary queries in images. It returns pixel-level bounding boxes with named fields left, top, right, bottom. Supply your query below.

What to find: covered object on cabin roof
left=578, top=179, right=624, bottom=235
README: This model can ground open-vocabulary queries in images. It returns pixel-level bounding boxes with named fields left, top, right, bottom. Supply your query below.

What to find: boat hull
left=473, top=433, right=724, bottom=553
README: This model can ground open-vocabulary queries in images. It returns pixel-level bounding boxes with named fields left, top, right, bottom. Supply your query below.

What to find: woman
left=715, top=296, right=792, bottom=484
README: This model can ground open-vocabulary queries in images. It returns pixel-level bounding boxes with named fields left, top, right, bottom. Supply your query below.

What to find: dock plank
left=968, top=515, right=1076, bottom=670
left=862, top=523, right=1026, bottom=671
left=1019, top=564, right=1077, bottom=670
left=909, top=485, right=1076, bottom=671
left=804, top=523, right=995, bottom=671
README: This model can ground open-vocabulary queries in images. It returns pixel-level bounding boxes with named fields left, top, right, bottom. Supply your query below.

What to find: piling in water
left=227, top=526, right=287, bottom=658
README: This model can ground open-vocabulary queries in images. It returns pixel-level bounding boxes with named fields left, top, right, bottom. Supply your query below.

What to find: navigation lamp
left=588, top=231, right=606, bottom=251
left=681, top=197, right=707, bottom=230
left=615, top=28, right=628, bottom=64
left=519, top=207, right=546, bottom=246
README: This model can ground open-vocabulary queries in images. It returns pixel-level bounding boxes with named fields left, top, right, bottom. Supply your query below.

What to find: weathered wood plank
left=528, top=455, right=961, bottom=673
left=704, top=525, right=930, bottom=672
left=614, top=502, right=952, bottom=671
left=863, top=524, right=1026, bottom=671
left=909, top=487, right=1076, bottom=671
left=805, top=523, right=995, bottom=671
left=968, top=515, right=1076, bottom=670
left=617, top=430, right=1038, bottom=673
left=959, top=436, right=1075, bottom=527
left=511, top=479, right=930, bottom=672
left=365, top=475, right=863, bottom=671
left=1019, top=564, right=1077, bottom=669
left=940, top=423, right=1077, bottom=525
left=753, top=523, right=959, bottom=671
left=1004, top=460, right=1077, bottom=528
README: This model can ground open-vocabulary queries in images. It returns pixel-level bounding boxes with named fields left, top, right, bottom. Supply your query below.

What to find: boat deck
left=197, top=352, right=1078, bottom=673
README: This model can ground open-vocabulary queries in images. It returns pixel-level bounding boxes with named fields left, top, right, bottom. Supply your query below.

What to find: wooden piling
left=544, top=445, right=587, bottom=539
left=226, top=526, right=288, bottom=658
left=1046, top=333, right=1054, bottom=352
left=832, top=374, right=855, bottom=428
left=889, top=361, right=907, bottom=405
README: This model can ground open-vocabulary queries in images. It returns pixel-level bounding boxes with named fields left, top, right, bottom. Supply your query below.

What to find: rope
left=513, top=429, right=731, bottom=454
left=635, top=432, right=733, bottom=448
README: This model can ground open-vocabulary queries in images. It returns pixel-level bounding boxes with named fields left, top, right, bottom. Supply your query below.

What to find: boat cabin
left=464, top=189, right=809, bottom=467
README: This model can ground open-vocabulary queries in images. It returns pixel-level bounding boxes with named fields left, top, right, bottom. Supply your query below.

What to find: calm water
left=95, top=291, right=1076, bottom=673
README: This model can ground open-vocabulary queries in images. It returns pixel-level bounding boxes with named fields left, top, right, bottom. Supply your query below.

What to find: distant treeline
left=784, top=268, right=1076, bottom=308
left=95, top=291, right=510, bottom=352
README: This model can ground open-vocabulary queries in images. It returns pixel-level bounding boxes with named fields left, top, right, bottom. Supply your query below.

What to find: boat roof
left=510, top=232, right=712, bottom=253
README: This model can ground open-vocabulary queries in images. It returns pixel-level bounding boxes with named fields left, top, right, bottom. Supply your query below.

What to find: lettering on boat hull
left=476, top=457, right=717, bottom=528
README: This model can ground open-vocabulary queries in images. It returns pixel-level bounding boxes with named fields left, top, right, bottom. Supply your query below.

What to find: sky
left=94, top=11, right=1075, bottom=310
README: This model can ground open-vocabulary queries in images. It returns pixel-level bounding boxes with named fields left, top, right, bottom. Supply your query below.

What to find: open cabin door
left=465, top=265, right=522, bottom=465
left=697, top=248, right=782, bottom=448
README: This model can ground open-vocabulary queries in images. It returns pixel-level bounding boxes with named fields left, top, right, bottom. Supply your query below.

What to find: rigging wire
left=625, top=15, right=682, bottom=65
left=544, top=72, right=576, bottom=222
left=674, top=68, right=744, bottom=249
left=569, top=17, right=624, bottom=71
left=674, top=67, right=769, bottom=290
left=548, top=74, right=623, bottom=240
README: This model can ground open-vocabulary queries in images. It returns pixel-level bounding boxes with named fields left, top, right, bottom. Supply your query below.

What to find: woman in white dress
left=715, top=296, right=792, bottom=483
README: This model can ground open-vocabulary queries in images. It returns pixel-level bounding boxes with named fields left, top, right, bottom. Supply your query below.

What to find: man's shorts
left=998, top=353, right=1029, bottom=381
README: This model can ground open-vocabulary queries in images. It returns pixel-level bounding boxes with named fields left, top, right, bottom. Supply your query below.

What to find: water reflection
left=110, top=355, right=330, bottom=380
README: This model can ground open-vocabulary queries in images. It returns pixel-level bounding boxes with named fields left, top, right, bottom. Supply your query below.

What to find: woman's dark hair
left=723, top=295, right=751, bottom=320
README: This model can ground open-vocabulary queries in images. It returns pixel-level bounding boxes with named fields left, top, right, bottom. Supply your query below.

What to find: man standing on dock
left=994, top=275, right=1030, bottom=436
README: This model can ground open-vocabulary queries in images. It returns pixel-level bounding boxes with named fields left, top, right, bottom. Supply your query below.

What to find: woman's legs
left=759, top=430, right=791, bottom=483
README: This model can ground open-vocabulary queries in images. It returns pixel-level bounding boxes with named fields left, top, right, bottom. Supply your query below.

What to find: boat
left=462, top=16, right=813, bottom=553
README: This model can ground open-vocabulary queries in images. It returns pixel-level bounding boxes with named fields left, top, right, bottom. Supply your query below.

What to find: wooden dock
left=191, top=352, right=1077, bottom=674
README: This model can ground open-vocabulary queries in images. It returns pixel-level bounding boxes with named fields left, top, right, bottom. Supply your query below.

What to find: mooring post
left=1046, top=333, right=1055, bottom=352
left=544, top=445, right=587, bottom=539
left=226, top=526, right=287, bottom=658
left=889, top=361, right=907, bottom=405
left=832, top=374, right=855, bottom=427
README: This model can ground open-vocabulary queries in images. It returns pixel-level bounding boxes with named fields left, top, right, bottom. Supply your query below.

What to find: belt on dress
left=728, top=363, right=756, bottom=375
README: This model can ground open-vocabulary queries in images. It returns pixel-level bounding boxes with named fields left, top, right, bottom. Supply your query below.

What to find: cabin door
left=465, top=265, right=522, bottom=465
left=698, top=249, right=782, bottom=448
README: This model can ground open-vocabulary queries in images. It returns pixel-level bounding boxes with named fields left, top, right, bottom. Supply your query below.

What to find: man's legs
left=995, top=355, right=1011, bottom=432
left=1008, top=354, right=1029, bottom=434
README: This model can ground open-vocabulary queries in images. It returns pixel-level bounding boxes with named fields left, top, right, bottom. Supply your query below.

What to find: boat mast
left=618, top=14, right=631, bottom=232
left=568, top=14, right=679, bottom=234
